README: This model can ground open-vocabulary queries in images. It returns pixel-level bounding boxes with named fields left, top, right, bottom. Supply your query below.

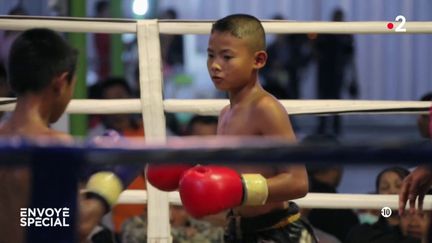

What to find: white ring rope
left=0, top=16, right=431, bottom=34
left=118, top=190, right=432, bottom=210
left=0, top=98, right=430, bottom=115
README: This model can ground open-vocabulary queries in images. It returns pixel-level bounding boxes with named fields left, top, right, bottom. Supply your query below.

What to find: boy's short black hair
left=211, top=14, right=266, bottom=52
left=8, top=28, right=78, bottom=95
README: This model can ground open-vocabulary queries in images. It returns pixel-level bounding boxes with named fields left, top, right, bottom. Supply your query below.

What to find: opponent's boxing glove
left=85, top=171, right=123, bottom=213
left=146, top=163, right=193, bottom=191
left=84, top=130, right=142, bottom=212
left=178, top=165, right=268, bottom=218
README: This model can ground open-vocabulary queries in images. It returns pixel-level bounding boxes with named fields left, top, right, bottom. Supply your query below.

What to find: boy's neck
left=228, top=77, right=262, bottom=107
left=11, top=95, right=52, bottom=128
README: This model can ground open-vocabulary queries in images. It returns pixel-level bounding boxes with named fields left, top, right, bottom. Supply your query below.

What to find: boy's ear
left=52, top=72, right=70, bottom=94
left=253, top=51, right=267, bottom=69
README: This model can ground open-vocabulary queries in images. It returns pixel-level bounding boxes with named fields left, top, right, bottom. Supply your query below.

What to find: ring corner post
left=137, top=19, right=171, bottom=243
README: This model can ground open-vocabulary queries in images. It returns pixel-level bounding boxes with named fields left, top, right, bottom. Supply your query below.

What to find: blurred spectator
left=347, top=167, right=424, bottom=243
left=113, top=172, right=146, bottom=242
left=184, top=115, right=218, bottom=136
left=89, top=77, right=144, bottom=137
left=417, top=92, right=432, bottom=139
left=165, top=112, right=182, bottom=136
left=400, top=211, right=431, bottom=243
left=87, top=225, right=116, bottom=243
left=0, top=63, right=12, bottom=124
left=302, top=134, right=359, bottom=242
left=262, top=15, right=312, bottom=100
left=397, top=92, right=432, bottom=218
left=314, top=8, right=357, bottom=136
left=170, top=205, right=224, bottom=243
left=133, top=64, right=141, bottom=97
left=356, top=193, right=380, bottom=226
left=94, top=0, right=111, bottom=80
left=159, top=8, right=184, bottom=68
left=396, top=92, right=432, bottom=243
left=88, top=77, right=146, bottom=241
left=0, top=6, right=28, bottom=64
left=122, top=205, right=224, bottom=243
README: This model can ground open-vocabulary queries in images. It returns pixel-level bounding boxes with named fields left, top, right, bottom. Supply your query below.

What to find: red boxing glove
left=146, top=163, right=193, bottom=191
left=179, top=165, right=269, bottom=218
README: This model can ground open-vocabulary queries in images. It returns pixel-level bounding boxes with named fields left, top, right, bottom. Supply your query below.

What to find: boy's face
left=207, top=31, right=258, bottom=91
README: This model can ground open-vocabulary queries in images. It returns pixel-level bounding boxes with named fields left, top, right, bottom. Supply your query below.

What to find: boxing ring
left=0, top=16, right=432, bottom=243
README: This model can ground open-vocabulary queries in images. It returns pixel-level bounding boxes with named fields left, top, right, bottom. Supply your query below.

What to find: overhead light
left=132, top=0, right=148, bottom=16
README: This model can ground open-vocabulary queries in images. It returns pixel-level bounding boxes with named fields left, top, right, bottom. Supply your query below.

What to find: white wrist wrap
left=242, top=174, right=268, bottom=206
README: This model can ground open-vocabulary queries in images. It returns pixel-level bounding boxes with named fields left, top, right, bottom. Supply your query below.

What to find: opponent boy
left=0, top=28, right=121, bottom=243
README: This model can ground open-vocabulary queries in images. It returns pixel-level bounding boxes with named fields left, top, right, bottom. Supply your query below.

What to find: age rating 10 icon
left=381, top=207, right=392, bottom=218
left=387, top=15, right=407, bottom=32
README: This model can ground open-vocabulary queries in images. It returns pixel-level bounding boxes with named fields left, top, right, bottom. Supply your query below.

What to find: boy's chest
left=218, top=108, right=259, bottom=135
left=217, top=109, right=275, bottom=176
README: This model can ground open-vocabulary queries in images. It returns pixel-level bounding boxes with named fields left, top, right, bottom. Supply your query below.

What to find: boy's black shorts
left=224, top=202, right=317, bottom=243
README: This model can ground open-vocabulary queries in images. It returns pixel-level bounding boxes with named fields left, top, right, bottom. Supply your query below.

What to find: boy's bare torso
left=0, top=124, right=33, bottom=243
left=217, top=92, right=286, bottom=217
left=0, top=121, right=71, bottom=243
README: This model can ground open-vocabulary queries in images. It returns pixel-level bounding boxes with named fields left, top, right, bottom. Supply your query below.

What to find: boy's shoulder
left=0, top=124, right=74, bottom=144
left=219, top=104, right=230, bottom=117
left=46, top=130, right=75, bottom=144
left=251, top=92, right=286, bottom=116
left=251, top=92, right=294, bottom=137
left=220, top=92, right=287, bottom=119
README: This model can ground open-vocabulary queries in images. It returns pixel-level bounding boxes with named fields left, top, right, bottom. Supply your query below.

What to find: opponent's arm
left=399, top=165, right=432, bottom=215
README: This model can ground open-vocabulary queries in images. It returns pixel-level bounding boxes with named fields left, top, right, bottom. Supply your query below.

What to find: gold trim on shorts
left=260, top=212, right=301, bottom=231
